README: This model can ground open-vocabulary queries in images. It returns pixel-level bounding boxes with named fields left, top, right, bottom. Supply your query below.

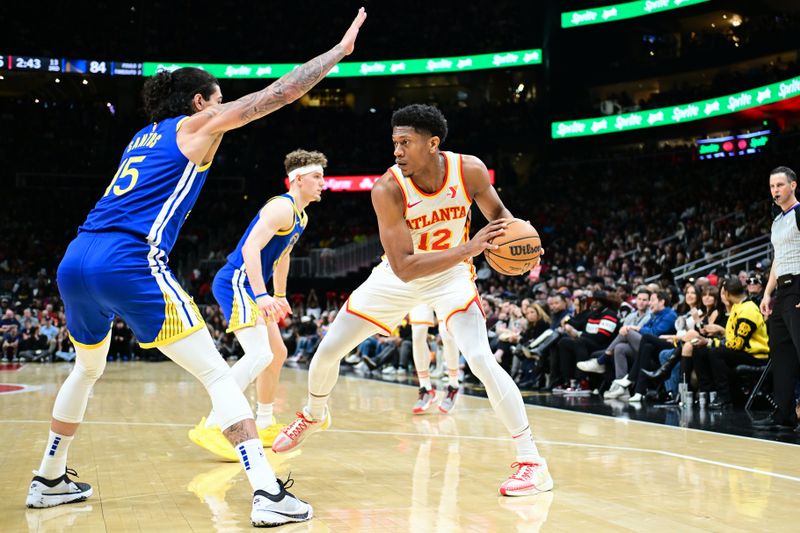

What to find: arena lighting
left=562, top=0, right=710, bottom=28
left=143, top=49, right=542, bottom=79
left=552, top=75, right=800, bottom=138
left=283, top=170, right=496, bottom=192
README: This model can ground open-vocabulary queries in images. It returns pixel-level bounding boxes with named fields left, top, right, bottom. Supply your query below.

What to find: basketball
left=485, top=219, right=542, bottom=276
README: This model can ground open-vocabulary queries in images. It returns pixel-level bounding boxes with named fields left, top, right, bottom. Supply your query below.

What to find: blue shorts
left=212, top=262, right=261, bottom=333
left=57, top=231, right=205, bottom=349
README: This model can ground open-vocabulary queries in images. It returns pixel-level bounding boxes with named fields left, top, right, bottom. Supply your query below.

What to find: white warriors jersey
left=388, top=151, right=472, bottom=256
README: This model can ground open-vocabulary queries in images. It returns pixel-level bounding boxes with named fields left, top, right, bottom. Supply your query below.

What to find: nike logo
left=407, top=200, right=422, bottom=208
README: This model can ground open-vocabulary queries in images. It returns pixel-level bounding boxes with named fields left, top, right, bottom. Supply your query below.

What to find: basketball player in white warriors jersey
left=272, top=104, right=554, bottom=496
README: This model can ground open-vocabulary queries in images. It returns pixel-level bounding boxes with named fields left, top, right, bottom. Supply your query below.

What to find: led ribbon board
left=562, top=0, right=710, bottom=28
left=143, top=49, right=541, bottom=79
left=552, top=75, right=800, bottom=139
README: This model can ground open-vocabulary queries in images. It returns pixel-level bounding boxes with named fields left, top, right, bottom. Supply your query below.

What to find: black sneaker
left=26, top=468, right=93, bottom=508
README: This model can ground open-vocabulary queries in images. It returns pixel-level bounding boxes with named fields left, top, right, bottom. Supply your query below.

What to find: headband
left=288, top=164, right=324, bottom=182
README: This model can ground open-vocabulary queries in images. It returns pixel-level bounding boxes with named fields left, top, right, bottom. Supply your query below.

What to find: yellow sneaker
left=188, top=417, right=238, bottom=462
left=258, top=421, right=287, bottom=448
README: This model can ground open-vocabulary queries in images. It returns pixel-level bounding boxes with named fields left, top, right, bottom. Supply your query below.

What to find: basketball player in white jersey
left=272, top=104, right=553, bottom=497
left=408, top=304, right=461, bottom=414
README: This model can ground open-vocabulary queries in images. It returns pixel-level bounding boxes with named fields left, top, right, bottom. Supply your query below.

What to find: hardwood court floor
left=1, top=361, right=798, bottom=532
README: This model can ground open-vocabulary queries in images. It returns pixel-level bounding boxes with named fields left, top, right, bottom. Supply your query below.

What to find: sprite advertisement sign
left=562, top=0, right=710, bottom=28
left=552, top=75, right=800, bottom=139
left=143, top=49, right=541, bottom=79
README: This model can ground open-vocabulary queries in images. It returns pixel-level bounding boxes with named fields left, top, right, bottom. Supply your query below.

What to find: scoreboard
left=1, top=55, right=142, bottom=76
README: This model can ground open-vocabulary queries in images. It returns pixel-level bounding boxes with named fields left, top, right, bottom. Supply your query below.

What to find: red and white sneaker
left=438, top=385, right=459, bottom=414
left=412, top=386, right=437, bottom=414
left=271, top=408, right=331, bottom=453
left=499, top=460, right=553, bottom=496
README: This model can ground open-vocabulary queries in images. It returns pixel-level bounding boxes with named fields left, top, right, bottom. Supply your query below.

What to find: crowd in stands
left=590, top=55, right=798, bottom=118
left=553, top=10, right=800, bottom=119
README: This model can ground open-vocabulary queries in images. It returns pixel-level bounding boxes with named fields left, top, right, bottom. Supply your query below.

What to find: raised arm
left=178, top=8, right=367, bottom=163
left=372, top=173, right=508, bottom=283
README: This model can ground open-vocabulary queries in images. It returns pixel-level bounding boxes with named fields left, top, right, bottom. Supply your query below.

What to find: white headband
left=288, top=164, right=324, bottom=182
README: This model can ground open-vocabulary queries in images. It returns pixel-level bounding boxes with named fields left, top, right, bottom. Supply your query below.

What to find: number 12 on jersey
left=104, top=156, right=146, bottom=197
left=418, top=228, right=452, bottom=251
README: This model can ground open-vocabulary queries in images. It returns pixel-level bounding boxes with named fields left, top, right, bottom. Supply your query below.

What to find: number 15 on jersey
left=104, top=156, right=146, bottom=197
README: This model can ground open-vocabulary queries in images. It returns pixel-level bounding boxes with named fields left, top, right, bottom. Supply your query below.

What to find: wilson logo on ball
left=509, top=244, right=541, bottom=257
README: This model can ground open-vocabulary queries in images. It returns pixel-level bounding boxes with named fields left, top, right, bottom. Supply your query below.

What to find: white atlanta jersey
left=388, top=151, right=471, bottom=255
left=344, top=151, right=481, bottom=335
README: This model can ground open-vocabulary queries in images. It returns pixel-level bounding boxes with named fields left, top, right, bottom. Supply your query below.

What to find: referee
left=756, top=166, right=800, bottom=431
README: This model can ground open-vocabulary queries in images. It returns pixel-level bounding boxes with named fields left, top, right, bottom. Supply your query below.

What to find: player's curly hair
left=284, top=149, right=328, bottom=174
left=142, top=67, right=219, bottom=123
left=391, top=104, right=448, bottom=144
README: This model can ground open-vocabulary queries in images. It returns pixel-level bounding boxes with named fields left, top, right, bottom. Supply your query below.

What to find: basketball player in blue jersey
left=188, top=149, right=327, bottom=460
left=273, top=104, right=553, bottom=498
left=25, top=8, right=366, bottom=528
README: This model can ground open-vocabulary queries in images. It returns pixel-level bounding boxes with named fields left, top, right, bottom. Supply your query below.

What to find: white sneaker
left=577, top=359, right=605, bottom=374
left=430, top=367, right=445, bottom=379
left=251, top=477, right=312, bottom=527
left=603, top=383, right=625, bottom=399
left=395, top=367, right=407, bottom=375
left=344, top=353, right=361, bottom=365
left=381, top=366, right=397, bottom=375
left=499, top=459, right=554, bottom=496
left=26, top=468, right=93, bottom=508
left=353, top=361, right=369, bottom=373
left=629, top=393, right=643, bottom=403
left=612, top=375, right=631, bottom=388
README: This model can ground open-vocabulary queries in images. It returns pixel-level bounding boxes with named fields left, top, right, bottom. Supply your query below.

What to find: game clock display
left=3, top=55, right=61, bottom=72
left=2, top=55, right=142, bottom=76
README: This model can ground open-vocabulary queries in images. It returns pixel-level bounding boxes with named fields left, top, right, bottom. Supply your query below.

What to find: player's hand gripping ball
left=484, top=219, right=542, bottom=276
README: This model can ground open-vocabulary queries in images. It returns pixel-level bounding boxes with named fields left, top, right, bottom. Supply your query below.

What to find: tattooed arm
left=178, top=7, right=367, bottom=166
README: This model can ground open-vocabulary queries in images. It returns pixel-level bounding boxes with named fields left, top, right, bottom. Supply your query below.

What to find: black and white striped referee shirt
left=772, top=203, right=800, bottom=277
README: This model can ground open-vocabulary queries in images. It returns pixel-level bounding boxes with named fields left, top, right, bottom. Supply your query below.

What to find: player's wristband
left=274, top=292, right=286, bottom=298
left=254, top=292, right=270, bottom=300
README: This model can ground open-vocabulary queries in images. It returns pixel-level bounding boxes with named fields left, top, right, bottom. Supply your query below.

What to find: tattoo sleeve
left=236, top=44, right=346, bottom=126
left=222, top=420, right=256, bottom=446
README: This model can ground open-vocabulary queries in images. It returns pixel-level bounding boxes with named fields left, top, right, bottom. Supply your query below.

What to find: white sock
left=256, top=403, right=274, bottom=430
left=447, top=368, right=459, bottom=388
left=417, top=370, right=432, bottom=391
left=512, top=426, right=541, bottom=463
left=307, top=394, right=329, bottom=421
left=38, top=430, right=74, bottom=479
left=236, top=439, right=280, bottom=494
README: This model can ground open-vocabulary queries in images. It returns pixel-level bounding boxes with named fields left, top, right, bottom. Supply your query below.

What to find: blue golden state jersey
left=79, top=116, right=211, bottom=254
left=227, top=194, right=307, bottom=282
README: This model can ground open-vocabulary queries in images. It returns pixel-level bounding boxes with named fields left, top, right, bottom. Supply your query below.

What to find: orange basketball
left=485, top=219, right=542, bottom=276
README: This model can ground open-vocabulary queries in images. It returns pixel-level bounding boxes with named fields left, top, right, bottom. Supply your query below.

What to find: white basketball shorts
left=345, top=260, right=482, bottom=336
